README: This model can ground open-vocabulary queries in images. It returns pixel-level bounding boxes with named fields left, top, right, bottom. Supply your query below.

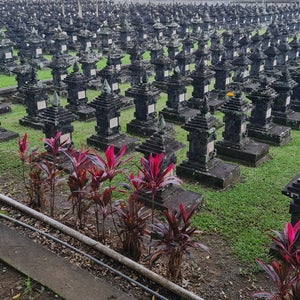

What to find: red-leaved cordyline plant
left=114, top=171, right=152, bottom=260
left=145, top=202, right=209, bottom=283
left=37, top=132, right=68, bottom=217
left=88, top=165, right=111, bottom=241
left=115, top=195, right=151, bottom=261
left=253, top=220, right=300, bottom=300
left=139, top=153, right=182, bottom=225
left=18, top=133, right=45, bottom=207
left=64, top=146, right=92, bottom=228
left=91, top=145, right=133, bottom=236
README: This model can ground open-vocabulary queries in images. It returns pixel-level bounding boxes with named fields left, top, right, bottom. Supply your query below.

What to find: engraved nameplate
left=127, top=36, right=131, bottom=41
left=148, top=104, right=155, bottom=114
left=61, top=45, right=67, bottom=51
left=241, top=122, right=247, bottom=133
left=143, top=34, right=147, bottom=39
left=37, top=100, right=46, bottom=110
left=5, top=52, right=12, bottom=59
left=90, top=69, right=96, bottom=76
left=266, top=108, right=272, bottom=118
left=110, top=117, right=118, bottom=128
left=179, top=94, right=185, bottom=102
left=73, top=35, right=77, bottom=41
left=108, top=38, right=112, bottom=44
left=164, top=70, right=169, bottom=77
left=207, top=141, right=214, bottom=154
left=226, top=77, right=230, bottom=85
left=36, top=48, right=42, bottom=55
left=60, top=133, right=70, bottom=144
left=112, top=82, right=118, bottom=91
left=78, top=91, right=86, bottom=99
left=204, top=85, right=209, bottom=93
left=86, top=41, right=91, bottom=48
left=185, top=64, right=189, bottom=71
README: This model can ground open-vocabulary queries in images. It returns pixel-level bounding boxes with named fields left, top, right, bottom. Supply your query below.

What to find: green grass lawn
left=0, top=56, right=298, bottom=274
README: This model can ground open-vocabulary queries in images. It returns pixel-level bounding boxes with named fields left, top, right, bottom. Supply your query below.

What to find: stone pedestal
left=271, top=69, right=300, bottom=130
left=0, top=125, right=18, bottom=142
left=176, top=98, right=240, bottom=189
left=282, top=174, right=300, bottom=226
left=215, top=90, right=270, bottom=167
left=247, top=77, right=291, bottom=146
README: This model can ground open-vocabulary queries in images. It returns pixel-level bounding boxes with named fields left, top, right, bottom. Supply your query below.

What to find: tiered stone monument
left=215, top=89, right=270, bottom=167
left=152, top=55, right=172, bottom=92
left=49, top=53, right=71, bottom=94
left=176, top=98, right=240, bottom=189
left=160, top=67, right=198, bottom=124
left=290, top=68, right=300, bottom=112
left=0, top=31, right=17, bottom=74
left=79, top=48, right=101, bottom=90
left=63, top=62, right=95, bottom=121
left=19, top=69, right=49, bottom=129
left=210, top=54, right=232, bottom=113
left=126, top=73, right=161, bottom=137
left=247, top=77, right=291, bottom=146
left=271, top=68, right=300, bottom=129
left=11, top=55, right=33, bottom=103
left=97, top=20, right=114, bottom=54
left=87, top=80, right=138, bottom=153
left=20, top=28, right=49, bottom=69
left=41, top=92, right=75, bottom=149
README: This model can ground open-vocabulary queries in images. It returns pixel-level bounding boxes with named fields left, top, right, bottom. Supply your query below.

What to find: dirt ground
left=0, top=170, right=273, bottom=300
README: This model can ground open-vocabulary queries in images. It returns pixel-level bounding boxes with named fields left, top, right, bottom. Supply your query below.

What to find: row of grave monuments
left=0, top=0, right=299, bottom=210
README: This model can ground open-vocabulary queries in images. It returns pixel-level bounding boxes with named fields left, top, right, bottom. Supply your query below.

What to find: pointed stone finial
left=102, top=79, right=111, bottom=94
left=52, top=91, right=60, bottom=107
left=158, top=114, right=166, bottom=135
left=73, top=62, right=79, bottom=73
left=174, top=66, right=180, bottom=75
left=201, top=96, right=210, bottom=115
left=142, top=71, right=148, bottom=83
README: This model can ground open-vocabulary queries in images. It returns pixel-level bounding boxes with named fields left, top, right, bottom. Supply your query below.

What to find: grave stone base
left=137, top=185, right=203, bottom=211
left=272, top=111, right=300, bottom=130
left=176, top=158, right=240, bottom=189
left=127, top=119, right=158, bottom=137
left=19, top=117, right=44, bottom=130
left=66, top=105, right=95, bottom=121
left=0, top=102, right=11, bottom=114
left=87, top=78, right=102, bottom=90
left=87, top=133, right=139, bottom=154
left=0, top=127, right=18, bottom=142
left=208, top=91, right=227, bottom=114
left=291, top=101, right=300, bottom=113
left=119, top=95, right=134, bottom=110
left=160, top=107, right=199, bottom=125
left=152, top=81, right=168, bottom=92
left=247, top=123, right=291, bottom=146
left=215, top=139, right=270, bottom=167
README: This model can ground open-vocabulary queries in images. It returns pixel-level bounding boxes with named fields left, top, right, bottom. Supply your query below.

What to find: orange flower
left=226, top=91, right=234, bottom=97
